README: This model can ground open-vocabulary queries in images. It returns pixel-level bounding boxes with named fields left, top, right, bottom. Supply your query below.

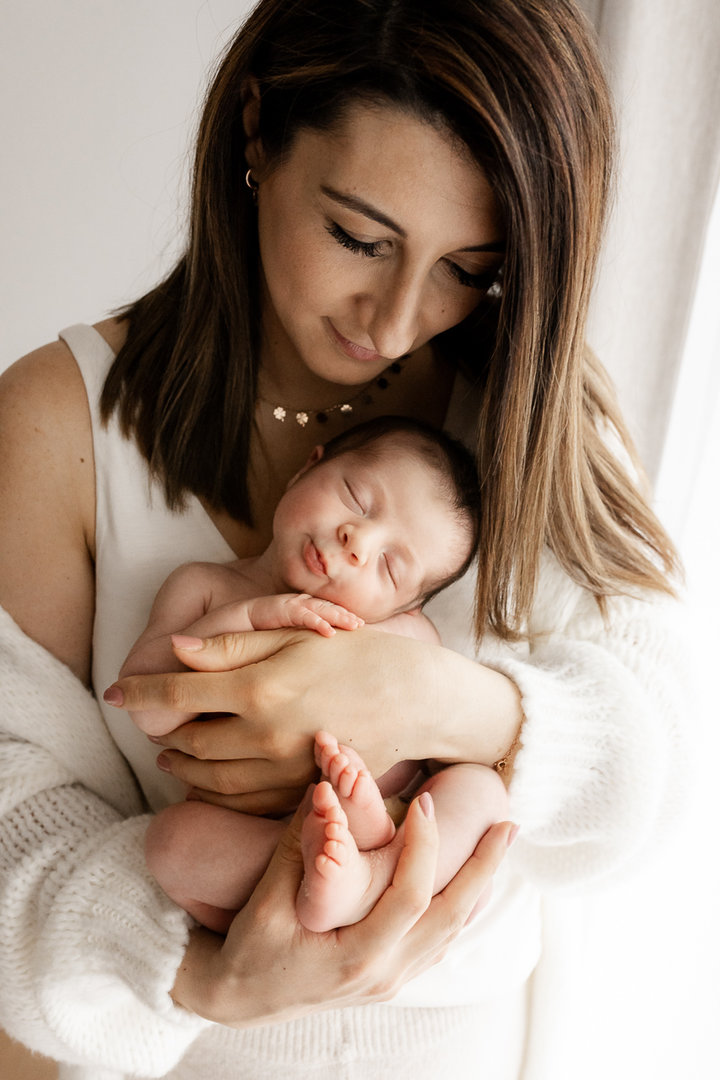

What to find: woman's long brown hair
left=101, top=0, right=680, bottom=641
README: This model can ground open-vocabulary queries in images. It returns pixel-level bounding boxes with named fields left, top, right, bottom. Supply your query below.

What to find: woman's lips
left=327, top=320, right=386, bottom=364
left=303, top=539, right=327, bottom=577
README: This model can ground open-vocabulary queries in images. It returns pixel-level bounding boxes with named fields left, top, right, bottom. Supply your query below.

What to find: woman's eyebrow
left=458, top=240, right=505, bottom=254
left=321, top=185, right=406, bottom=236
left=320, top=184, right=504, bottom=253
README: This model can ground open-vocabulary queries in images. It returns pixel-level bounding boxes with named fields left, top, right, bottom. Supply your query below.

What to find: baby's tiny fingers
left=298, top=609, right=337, bottom=637
left=313, top=602, right=364, bottom=629
left=296, top=597, right=364, bottom=632
left=333, top=609, right=365, bottom=629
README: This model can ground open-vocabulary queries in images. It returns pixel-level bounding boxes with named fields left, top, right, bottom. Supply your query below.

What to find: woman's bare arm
left=0, top=341, right=96, bottom=682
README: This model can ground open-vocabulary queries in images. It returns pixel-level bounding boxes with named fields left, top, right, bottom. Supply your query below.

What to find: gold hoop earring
left=245, top=168, right=259, bottom=204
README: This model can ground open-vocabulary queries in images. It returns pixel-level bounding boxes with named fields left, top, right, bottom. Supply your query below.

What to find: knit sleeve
left=0, top=604, right=213, bottom=1074
left=487, top=553, right=692, bottom=890
left=0, top=759, right=211, bottom=1074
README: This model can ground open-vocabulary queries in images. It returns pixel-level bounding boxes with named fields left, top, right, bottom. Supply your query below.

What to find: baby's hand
left=247, top=593, right=364, bottom=637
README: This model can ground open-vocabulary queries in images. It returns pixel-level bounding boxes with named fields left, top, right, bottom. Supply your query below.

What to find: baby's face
left=272, top=443, right=471, bottom=621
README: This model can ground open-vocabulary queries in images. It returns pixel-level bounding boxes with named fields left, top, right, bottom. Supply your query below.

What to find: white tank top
left=59, top=324, right=540, bottom=1067
left=61, top=323, right=236, bottom=811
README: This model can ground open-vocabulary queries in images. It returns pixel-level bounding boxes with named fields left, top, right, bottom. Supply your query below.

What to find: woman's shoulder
left=0, top=328, right=110, bottom=487
left=0, top=318, right=125, bottom=428
left=0, top=335, right=89, bottom=442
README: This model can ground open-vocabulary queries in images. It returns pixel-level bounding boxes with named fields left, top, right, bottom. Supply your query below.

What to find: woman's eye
left=446, top=260, right=500, bottom=291
left=327, top=222, right=384, bottom=259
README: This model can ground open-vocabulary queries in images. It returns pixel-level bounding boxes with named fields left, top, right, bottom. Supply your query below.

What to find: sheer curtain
left=581, top=0, right=720, bottom=478
left=523, top=3, right=720, bottom=1077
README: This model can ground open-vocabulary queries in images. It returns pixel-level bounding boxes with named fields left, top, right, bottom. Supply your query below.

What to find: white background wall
left=2, top=3, right=718, bottom=1077
left=1, top=0, right=251, bottom=367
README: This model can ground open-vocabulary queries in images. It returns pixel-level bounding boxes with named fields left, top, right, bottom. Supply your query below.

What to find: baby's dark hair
left=321, top=416, right=481, bottom=604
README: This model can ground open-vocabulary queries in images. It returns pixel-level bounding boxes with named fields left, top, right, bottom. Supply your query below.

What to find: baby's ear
left=286, top=445, right=325, bottom=489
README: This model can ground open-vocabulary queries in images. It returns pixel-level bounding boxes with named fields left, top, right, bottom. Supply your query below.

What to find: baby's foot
left=297, top=781, right=378, bottom=933
left=314, top=731, right=395, bottom=849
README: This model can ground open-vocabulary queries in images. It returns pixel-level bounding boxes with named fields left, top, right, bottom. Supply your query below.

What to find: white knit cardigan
left=0, top=557, right=690, bottom=1075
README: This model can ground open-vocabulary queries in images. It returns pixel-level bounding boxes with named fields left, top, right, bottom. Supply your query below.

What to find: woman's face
left=252, top=101, right=504, bottom=391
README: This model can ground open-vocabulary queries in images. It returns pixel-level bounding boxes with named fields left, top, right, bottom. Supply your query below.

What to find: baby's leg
left=296, top=761, right=508, bottom=934
left=420, top=763, right=509, bottom=895
left=145, top=801, right=284, bottom=933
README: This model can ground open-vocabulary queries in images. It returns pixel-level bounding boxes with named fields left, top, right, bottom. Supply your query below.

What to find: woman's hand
left=106, top=627, right=522, bottom=814
left=171, top=791, right=518, bottom=1026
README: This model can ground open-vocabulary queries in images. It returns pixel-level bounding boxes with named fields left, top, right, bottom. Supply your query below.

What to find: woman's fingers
left=401, top=820, right=517, bottom=955
left=150, top=712, right=308, bottom=764
left=171, top=627, right=306, bottom=671
left=156, top=743, right=314, bottom=792
left=244, top=791, right=310, bottom=903
left=154, top=727, right=316, bottom=792
left=348, top=815, right=517, bottom=995
left=185, top=783, right=310, bottom=815
left=104, top=628, right=306, bottom=712
left=347, top=793, right=439, bottom=951
left=151, top=715, right=255, bottom=759
left=105, top=668, right=242, bottom=715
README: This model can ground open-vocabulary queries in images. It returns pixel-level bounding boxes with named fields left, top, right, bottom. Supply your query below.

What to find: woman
left=0, top=1, right=685, bottom=1078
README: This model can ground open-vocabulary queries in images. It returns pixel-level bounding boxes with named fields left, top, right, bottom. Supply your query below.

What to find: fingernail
left=507, top=823, right=520, bottom=848
left=418, top=791, right=435, bottom=820
left=156, top=752, right=171, bottom=772
left=171, top=634, right=204, bottom=651
left=103, top=686, right=124, bottom=707
left=147, top=736, right=163, bottom=744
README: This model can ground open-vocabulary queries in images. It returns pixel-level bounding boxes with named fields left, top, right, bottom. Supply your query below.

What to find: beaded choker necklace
left=259, top=360, right=403, bottom=428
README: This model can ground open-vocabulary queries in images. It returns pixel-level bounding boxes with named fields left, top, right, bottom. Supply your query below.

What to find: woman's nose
left=363, top=273, right=423, bottom=360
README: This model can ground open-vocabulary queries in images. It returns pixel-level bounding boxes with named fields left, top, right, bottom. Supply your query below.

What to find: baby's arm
left=120, top=562, right=236, bottom=737
left=122, top=564, right=364, bottom=736
left=120, top=562, right=226, bottom=682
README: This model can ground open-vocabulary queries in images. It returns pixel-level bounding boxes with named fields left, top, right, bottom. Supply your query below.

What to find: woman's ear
left=242, top=76, right=264, bottom=174
left=286, top=445, right=325, bottom=489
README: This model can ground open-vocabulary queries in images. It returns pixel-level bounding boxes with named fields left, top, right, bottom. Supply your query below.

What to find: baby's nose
left=340, top=523, right=371, bottom=565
